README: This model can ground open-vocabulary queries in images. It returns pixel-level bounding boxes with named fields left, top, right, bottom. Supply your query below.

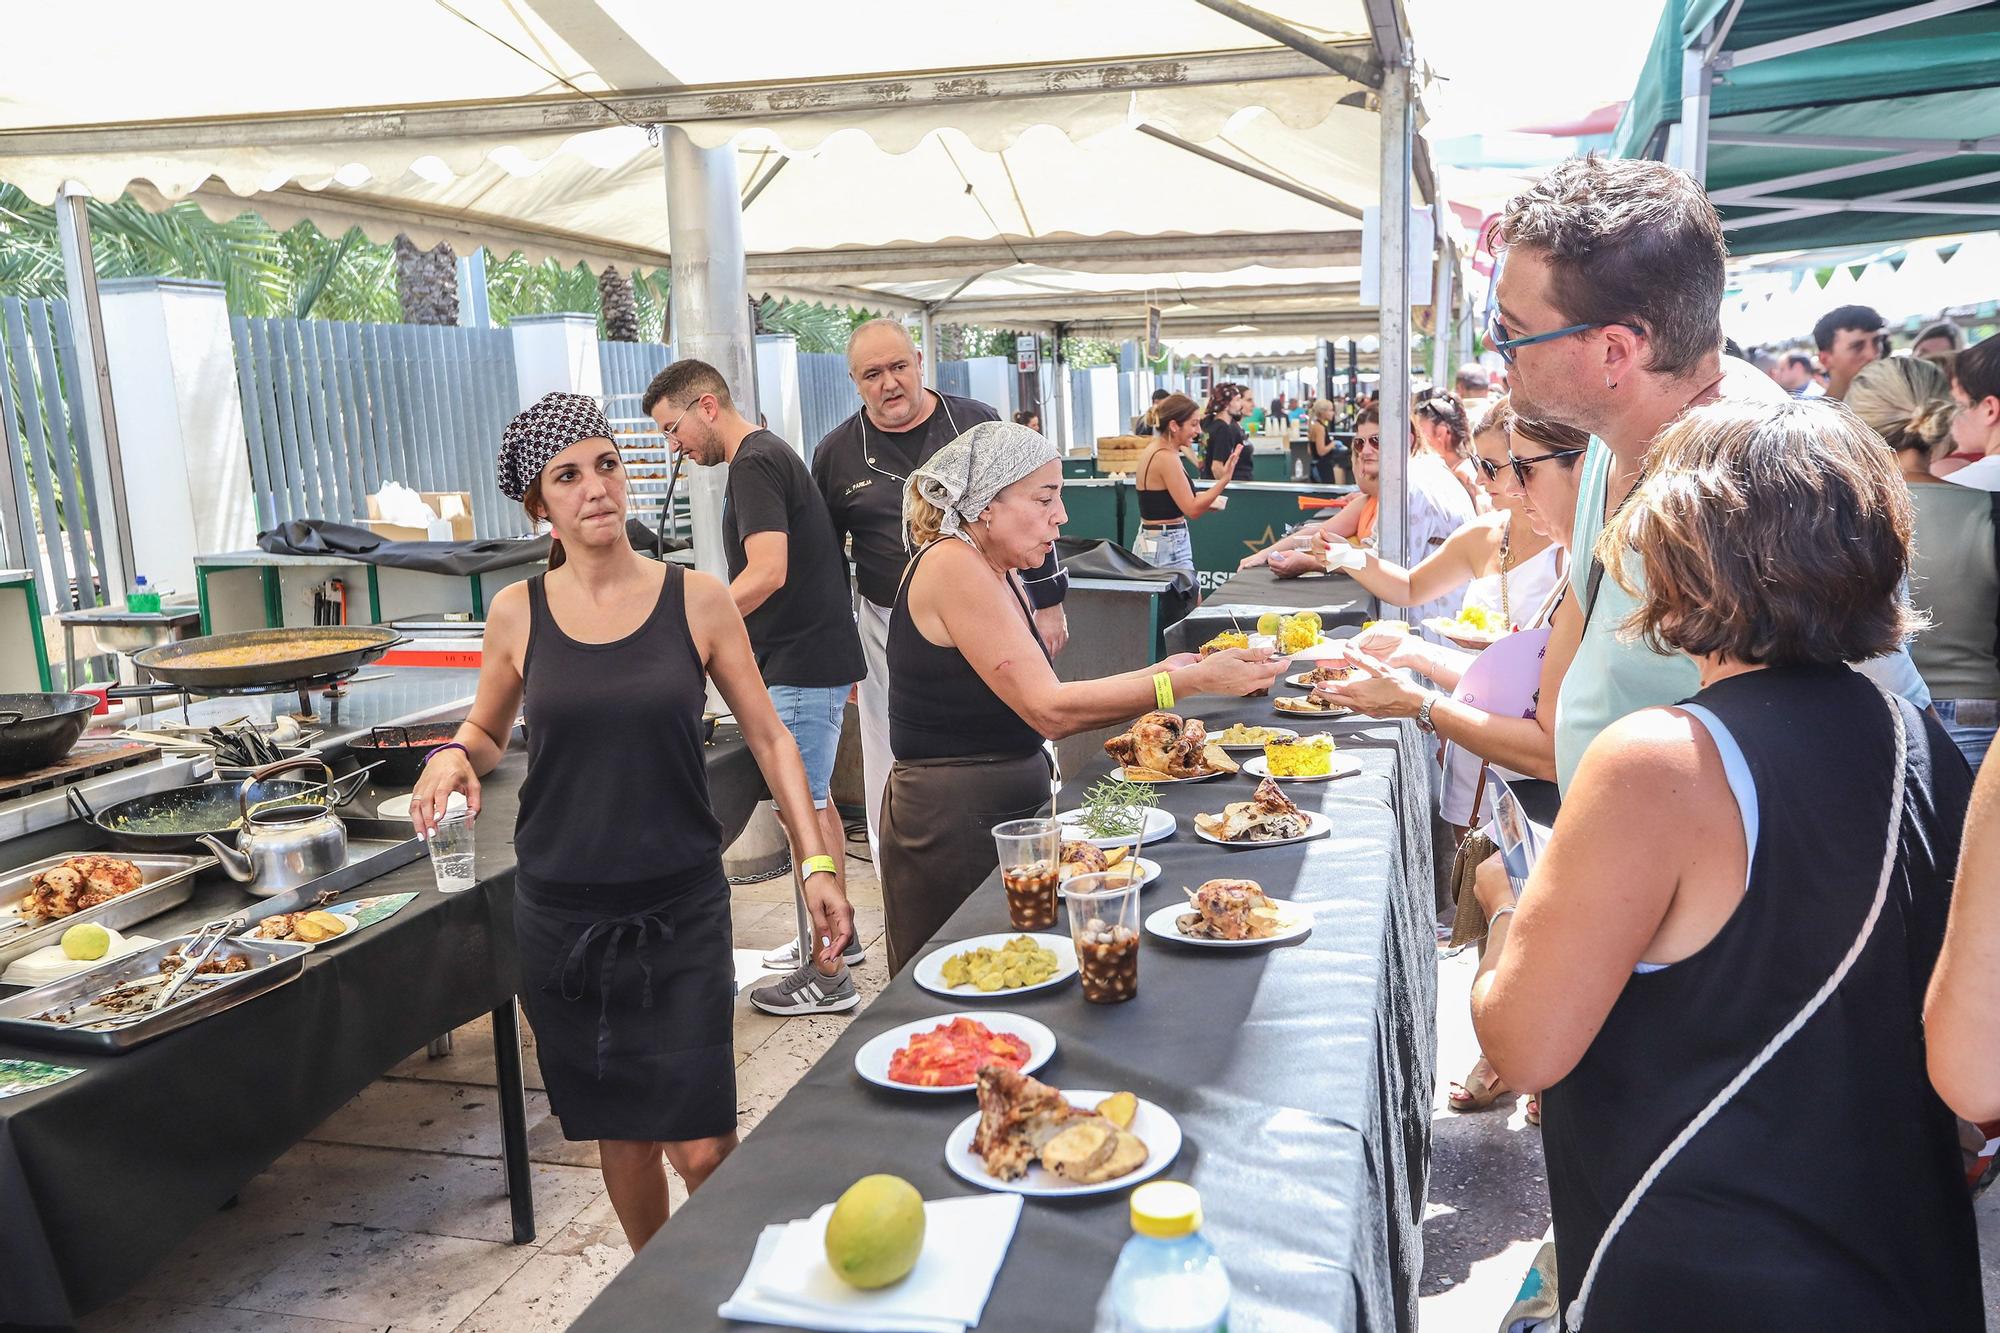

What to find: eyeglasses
left=1485, top=307, right=1642, bottom=365
left=1504, top=445, right=1588, bottom=486
left=1354, top=432, right=1382, bottom=451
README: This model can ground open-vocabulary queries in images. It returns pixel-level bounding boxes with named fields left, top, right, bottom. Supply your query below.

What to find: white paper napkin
left=718, top=1193, right=1024, bottom=1332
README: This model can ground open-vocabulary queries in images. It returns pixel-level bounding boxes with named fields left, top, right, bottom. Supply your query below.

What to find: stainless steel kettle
left=199, top=756, right=349, bottom=896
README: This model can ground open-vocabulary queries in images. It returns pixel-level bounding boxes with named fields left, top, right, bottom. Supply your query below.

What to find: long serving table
left=1166, top=566, right=1379, bottom=654
left=574, top=696, right=1439, bottom=1333
left=0, top=707, right=767, bottom=1326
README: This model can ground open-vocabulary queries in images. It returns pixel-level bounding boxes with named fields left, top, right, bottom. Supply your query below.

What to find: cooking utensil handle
left=151, top=918, right=235, bottom=1012
left=65, top=785, right=99, bottom=823
left=327, top=762, right=379, bottom=806
left=0, top=711, right=22, bottom=726
left=240, top=755, right=335, bottom=820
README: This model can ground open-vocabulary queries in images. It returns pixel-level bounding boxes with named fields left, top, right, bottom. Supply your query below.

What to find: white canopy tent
left=0, top=0, right=1435, bottom=567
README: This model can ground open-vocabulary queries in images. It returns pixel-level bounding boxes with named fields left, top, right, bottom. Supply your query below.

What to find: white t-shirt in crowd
left=1945, top=455, right=2000, bottom=492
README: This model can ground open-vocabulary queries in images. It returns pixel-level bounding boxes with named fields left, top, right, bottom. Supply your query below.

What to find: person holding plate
left=880, top=420, right=1284, bottom=973
left=409, top=393, right=855, bottom=1253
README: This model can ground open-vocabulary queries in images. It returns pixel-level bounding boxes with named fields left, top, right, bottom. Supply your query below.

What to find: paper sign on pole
left=1015, top=334, right=1039, bottom=374
left=1360, top=206, right=1437, bottom=308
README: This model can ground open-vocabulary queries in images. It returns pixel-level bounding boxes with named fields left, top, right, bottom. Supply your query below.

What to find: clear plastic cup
left=993, top=817, right=1060, bottom=931
left=1065, top=872, right=1142, bottom=1004
left=428, top=809, right=477, bottom=893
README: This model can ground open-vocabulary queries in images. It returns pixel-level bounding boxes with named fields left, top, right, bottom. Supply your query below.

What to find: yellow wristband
left=1153, top=671, right=1175, bottom=710
left=801, top=855, right=837, bottom=879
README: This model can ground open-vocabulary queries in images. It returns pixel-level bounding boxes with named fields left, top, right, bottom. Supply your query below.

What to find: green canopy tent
left=1612, top=0, right=2000, bottom=255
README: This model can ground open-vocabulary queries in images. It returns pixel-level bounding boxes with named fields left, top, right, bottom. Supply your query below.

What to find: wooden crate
left=1095, top=435, right=1148, bottom=475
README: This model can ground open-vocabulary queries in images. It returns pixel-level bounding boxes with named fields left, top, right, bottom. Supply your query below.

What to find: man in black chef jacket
left=812, top=318, right=1070, bottom=862
left=646, top=358, right=867, bottom=1013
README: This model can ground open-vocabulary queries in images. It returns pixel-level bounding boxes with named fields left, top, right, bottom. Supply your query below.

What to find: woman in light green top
left=1850, top=357, right=1998, bottom=770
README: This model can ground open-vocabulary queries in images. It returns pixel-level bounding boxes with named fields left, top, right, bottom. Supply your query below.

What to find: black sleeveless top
left=1542, top=664, right=1979, bottom=1329
left=888, top=540, right=1048, bottom=762
left=514, top=566, right=721, bottom=891
left=1136, top=449, right=1186, bottom=522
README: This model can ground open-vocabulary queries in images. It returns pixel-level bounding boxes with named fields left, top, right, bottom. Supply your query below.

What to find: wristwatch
left=1416, top=691, right=1440, bottom=734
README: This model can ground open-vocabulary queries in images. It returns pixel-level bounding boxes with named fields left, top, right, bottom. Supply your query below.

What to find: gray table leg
left=491, top=998, right=535, bottom=1244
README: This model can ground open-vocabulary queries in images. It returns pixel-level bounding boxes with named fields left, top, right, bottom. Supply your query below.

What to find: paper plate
left=1421, top=616, right=1507, bottom=649
left=912, top=933, right=1079, bottom=999
left=1116, top=765, right=1228, bottom=785
left=1193, top=809, right=1333, bottom=849
left=1272, top=696, right=1351, bottom=719
left=1240, top=754, right=1363, bottom=784
left=1144, top=900, right=1312, bottom=948
left=945, top=1091, right=1181, bottom=1197
left=1059, top=857, right=1161, bottom=895
left=1055, top=805, right=1175, bottom=850
left=1209, top=726, right=1299, bottom=751
left=854, top=1012, right=1056, bottom=1094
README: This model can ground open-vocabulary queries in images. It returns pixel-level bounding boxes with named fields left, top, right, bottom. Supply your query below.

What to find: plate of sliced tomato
left=853, top=1012, right=1057, bottom=1094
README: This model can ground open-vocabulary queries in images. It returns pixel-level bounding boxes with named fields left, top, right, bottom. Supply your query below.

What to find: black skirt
left=514, top=864, right=736, bottom=1143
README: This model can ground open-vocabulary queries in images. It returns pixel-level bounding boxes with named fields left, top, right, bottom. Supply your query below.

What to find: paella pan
left=132, top=627, right=402, bottom=691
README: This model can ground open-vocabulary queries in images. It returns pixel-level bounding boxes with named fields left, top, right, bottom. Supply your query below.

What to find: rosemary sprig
left=1080, top=776, right=1158, bottom=839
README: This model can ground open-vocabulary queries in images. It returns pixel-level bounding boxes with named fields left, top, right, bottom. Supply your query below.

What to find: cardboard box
left=362, top=491, right=474, bottom=543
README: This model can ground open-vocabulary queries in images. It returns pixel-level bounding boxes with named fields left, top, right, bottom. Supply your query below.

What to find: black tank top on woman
left=888, top=540, right=1049, bottom=762
left=514, top=566, right=721, bottom=892
left=1542, top=664, right=1980, bottom=1330
left=1136, top=449, right=1186, bottom=522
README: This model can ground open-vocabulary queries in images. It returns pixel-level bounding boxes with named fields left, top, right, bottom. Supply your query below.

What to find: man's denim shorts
left=768, top=683, right=849, bottom=808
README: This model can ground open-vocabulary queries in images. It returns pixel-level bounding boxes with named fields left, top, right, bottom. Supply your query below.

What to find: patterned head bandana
left=498, top=392, right=615, bottom=501
left=905, top=420, right=1059, bottom=545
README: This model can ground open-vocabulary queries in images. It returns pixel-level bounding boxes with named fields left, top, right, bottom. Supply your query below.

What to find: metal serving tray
left=0, top=853, right=214, bottom=971
left=0, top=934, right=310, bottom=1054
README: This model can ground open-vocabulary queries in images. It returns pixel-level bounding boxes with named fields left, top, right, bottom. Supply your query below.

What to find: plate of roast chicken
left=1103, top=711, right=1237, bottom=783
left=1193, top=778, right=1331, bottom=848
left=1146, top=879, right=1311, bottom=948
left=946, top=1065, right=1181, bottom=1198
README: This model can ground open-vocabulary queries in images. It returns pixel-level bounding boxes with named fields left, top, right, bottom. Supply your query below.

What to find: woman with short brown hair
left=1470, top=398, right=1979, bottom=1329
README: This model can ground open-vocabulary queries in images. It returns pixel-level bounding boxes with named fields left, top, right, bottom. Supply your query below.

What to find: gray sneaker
left=761, top=936, right=866, bottom=971
left=750, top=961, right=859, bottom=1016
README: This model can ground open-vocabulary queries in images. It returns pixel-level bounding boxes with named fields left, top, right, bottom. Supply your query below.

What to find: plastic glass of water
left=428, top=810, right=477, bottom=893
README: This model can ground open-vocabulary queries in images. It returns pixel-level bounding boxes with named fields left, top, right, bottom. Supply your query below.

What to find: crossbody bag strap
left=1565, top=687, right=1910, bottom=1330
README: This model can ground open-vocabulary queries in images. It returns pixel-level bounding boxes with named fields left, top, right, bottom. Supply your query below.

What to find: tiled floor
left=79, top=854, right=891, bottom=1333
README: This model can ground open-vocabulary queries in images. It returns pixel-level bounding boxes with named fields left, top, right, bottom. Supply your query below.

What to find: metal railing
left=230, top=318, right=524, bottom=538
left=0, top=296, right=107, bottom=612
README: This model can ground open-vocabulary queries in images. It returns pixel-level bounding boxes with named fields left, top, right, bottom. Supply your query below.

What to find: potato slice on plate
left=1201, top=742, right=1240, bottom=774
left=1096, top=1090, right=1137, bottom=1129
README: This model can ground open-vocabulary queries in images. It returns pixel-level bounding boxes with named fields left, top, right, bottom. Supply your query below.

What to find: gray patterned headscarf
left=498, top=392, right=615, bottom=501
left=905, top=420, right=1059, bottom=545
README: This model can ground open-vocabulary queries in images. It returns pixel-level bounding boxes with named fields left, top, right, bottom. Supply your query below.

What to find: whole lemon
left=824, top=1174, right=926, bottom=1289
left=61, top=923, right=112, bottom=961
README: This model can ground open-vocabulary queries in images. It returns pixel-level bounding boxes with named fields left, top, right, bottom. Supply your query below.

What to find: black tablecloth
left=574, top=700, right=1438, bottom=1333
left=1165, top=567, right=1378, bottom=653
left=0, top=732, right=763, bottom=1326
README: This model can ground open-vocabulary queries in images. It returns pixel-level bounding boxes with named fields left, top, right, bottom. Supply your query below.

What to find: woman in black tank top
left=1129, top=393, right=1237, bottom=583
left=407, top=393, right=855, bottom=1256
left=1469, top=401, right=1980, bottom=1329
left=878, top=422, right=1287, bottom=973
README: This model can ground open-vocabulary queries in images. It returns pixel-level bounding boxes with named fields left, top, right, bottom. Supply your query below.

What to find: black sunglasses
left=1503, top=445, right=1588, bottom=486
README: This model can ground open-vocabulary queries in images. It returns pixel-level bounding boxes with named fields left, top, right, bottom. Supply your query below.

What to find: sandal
left=1526, top=1094, right=1541, bottom=1127
left=1448, top=1058, right=1512, bottom=1113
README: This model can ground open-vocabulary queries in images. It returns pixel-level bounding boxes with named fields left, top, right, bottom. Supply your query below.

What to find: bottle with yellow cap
left=1095, top=1180, right=1230, bottom=1332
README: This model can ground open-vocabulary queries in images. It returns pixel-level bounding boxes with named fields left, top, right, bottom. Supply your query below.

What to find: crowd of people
left=391, top=143, right=2000, bottom=1323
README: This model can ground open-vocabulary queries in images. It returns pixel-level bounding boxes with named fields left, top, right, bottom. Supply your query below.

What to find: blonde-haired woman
left=1305, top=398, right=1343, bottom=483
left=1850, top=357, right=1997, bottom=769
left=877, top=421, right=1285, bottom=971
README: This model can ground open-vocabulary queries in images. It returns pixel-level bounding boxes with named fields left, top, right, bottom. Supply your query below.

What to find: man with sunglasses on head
left=1490, top=155, right=1928, bottom=799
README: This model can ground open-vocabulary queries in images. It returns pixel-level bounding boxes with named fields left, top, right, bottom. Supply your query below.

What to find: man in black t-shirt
left=812, top=318, right=1069, bottom=862
left=646, top=359, right=866, bottom=1015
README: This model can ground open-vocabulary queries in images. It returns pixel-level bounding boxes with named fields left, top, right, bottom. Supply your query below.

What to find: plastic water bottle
left=1096, top=1181, right=1230, bottom=1332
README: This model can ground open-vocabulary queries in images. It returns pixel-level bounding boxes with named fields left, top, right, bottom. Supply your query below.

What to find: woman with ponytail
left=1850, top=357, right=1998, bottom=769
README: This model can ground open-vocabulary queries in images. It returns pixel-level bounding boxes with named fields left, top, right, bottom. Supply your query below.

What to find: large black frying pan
left=344, top=723, right=462, bottom=787
left=132, top=626, right=403, bottom=691
left=0, top=693, right=96, bottom=776
left=66, top=769, right=370, bottom=852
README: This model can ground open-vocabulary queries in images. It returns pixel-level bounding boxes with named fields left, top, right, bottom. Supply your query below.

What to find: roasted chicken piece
left=20, top=855, right=144, bottom=920
left=1104, top=711, right=1212, bottom=778
left=972, top=1065, right=1085, bottom=1180
left=1177, top=878, right=1287, bottom=940
left=1059, top=840, right=1108, bottom=879
left=1194, top=778, right=1310, bottom=843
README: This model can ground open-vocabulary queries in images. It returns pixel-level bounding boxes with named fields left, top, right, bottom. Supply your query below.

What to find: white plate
left=1272, top=696, right=1351, bottom=719
left=1059, top=857, right=1161, bottom=895
left=375, top=793, right=414, bottom=819
left=913, top=932, right=1079, bottom=999
left=1209, top=726, right=1298, bottom=751
left=1240, top=753, right=1363, bottom=784
left=1285, top=638, right=1348, bottom=661
left=945, top=1090, right=1182, bottom=1197
left=1421, top=616, right=1506, bottom=648
left=1194, top=809, right=1333, bottom=849
left=854, top=1012, right=1056, bottom=1094
left=1055, top=805, right=1176, bottom=850
left=1116, top=765, right=1228, bottom=785
left=1143, top=900, right=1313, bottom=948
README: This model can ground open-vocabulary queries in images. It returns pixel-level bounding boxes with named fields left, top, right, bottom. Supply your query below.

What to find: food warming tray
left=0, top=934, right=310, bottom=1053
left=0, top=853, right=214, bottom=971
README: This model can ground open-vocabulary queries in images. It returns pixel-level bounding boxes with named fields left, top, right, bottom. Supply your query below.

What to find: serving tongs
left=146, top=916, right=237, bottom=1014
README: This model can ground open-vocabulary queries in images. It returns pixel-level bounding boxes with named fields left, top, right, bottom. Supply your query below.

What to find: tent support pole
left=1375, top=63, right=1413, bottom=569
left=1054, top=324, right=1071, bottom=455
left=1672, top=25, right=1713, bottom=179
left=918, top=306, right=938, bottom=389
left=55, top=184, right=132, bottom=599
left=660, top=126, right=750, bottom=582
left=1192, top=0, right=1383, bottom=85
left=1430, top=236, right=1453, bottom=390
